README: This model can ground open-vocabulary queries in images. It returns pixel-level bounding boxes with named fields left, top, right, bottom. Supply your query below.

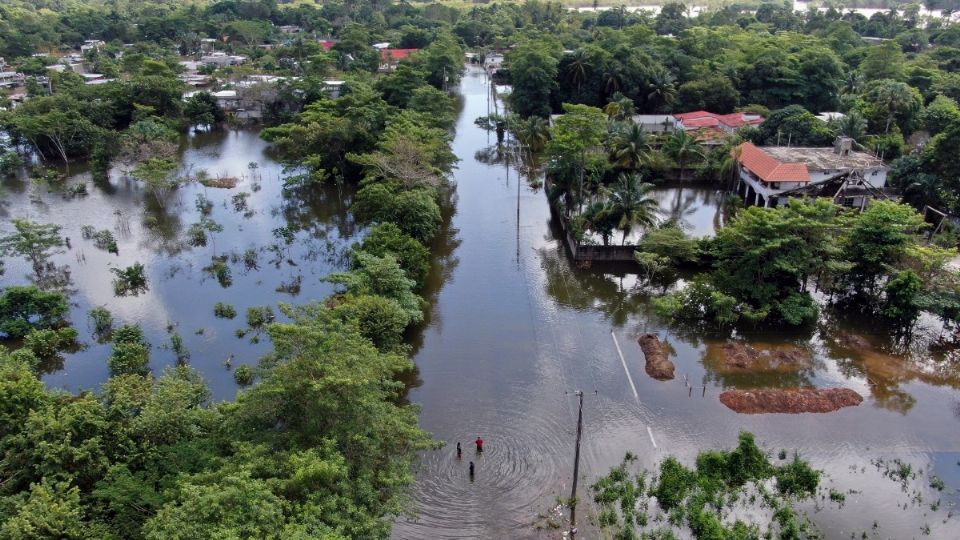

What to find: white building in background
left=80, top=40, right=105, bottom=54
left=631, top=114, right=679, bottom=134
left=734, top=139, right=889, bottom=208
left=0, top=71, right=25, bottom=88
left=200, top=52, right=248, bottom=67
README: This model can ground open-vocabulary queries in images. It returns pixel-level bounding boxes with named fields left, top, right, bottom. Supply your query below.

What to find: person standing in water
left=469, top=461, right=475, bottom=479
left=475, top=436, right=484, bottom=453
left=456, top=442, right=462, bottom=459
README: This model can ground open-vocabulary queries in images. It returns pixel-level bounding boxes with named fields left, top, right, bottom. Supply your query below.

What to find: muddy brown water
left=1, top=66, right=958, bottom=538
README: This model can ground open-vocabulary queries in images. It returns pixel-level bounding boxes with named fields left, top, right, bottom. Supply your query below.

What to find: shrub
left=24, top=327, right=77, bottom=359
left=0, top=286, right=69, bottom=339
left=356, top=223, right=431, bottom=288
left=109, top=342, right=150, bottom=376
left=213, top=303, right=237, bottom=319
left=112, top=324, right=147, bottom=347
left=332, top=294, right=410, bottom=351
left=88, top=306, right=114, bottom=337
left=246, top=306, right=275, bottom=329
left=233, top=364, right=255, bottom=386
left=111, top=263, right=149, bottom=296
left=170, top=333, right=190, bottom=362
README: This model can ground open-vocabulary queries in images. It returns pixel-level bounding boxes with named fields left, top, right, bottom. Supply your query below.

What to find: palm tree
left=833, top=110, right=867, bottom=141
left=565, top=49, right=592, bottom=96
left=514, top=116, right=551, bottom=154
left=646, top=68, right=677, bottom=112
left=605, top=172, right=659, bottom=245
left=843, top=71, right=864, bottom=95
left=582, top=200, right=617, bottom=246
left=604, top=92, right=636, bottom=121
left=610, top=123, right=650, bottom=170
left=663, top=129, right=704, bottom=183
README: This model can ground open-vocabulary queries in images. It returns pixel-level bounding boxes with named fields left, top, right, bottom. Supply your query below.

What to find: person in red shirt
left=475, top=436, right=484, bottom=453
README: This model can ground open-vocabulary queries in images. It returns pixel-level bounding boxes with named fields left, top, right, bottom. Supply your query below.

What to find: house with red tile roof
left=378, top=48, right=419, bottom=72
left=733, top=140, right=888, bottom=208
left=674, top=111, right=765, bottom=140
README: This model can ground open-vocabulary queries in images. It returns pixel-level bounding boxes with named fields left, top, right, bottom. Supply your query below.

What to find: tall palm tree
left=610, top=123, right=650, bottom=170
left=663, top=129, right=704, bottom=183
left=605, top=172, right=660, bottom=245
left=646, top=68, right=677, bottom=112
left=843, top=71, right=864, bottom=95
left=565, top=49, right=592, bottom=96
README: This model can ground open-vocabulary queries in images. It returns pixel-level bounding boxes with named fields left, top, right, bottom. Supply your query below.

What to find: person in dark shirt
left=469, top=461, right=475, bottom=479
left=456, top=442, right=462, bottom=459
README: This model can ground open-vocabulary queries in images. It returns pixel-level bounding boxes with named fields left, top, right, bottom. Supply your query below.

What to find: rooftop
left=762, top=146, right=885, bottom=171
left=675, top=110, right=764, bottom=129
left=735, top=142, right=810, bottom=183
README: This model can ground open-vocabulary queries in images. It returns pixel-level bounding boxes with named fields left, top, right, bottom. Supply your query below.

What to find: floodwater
left=1, top=129, right=358, bottom=399
left=2, top=65, right=959, bottom=539
left=394, top=66, right=960, bottom=539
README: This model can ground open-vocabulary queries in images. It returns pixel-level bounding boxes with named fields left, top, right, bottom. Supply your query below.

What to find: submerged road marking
left=610, top=332, right=639, bottom=402
left=611, top=332, right=658, bottom=450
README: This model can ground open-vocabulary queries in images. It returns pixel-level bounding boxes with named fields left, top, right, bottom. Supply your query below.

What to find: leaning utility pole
left=569, top=390, right=584, bottom=538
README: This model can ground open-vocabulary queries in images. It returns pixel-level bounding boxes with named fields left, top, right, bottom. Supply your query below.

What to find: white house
left=200, top=52, right=248, bottom=67
left=734, top=139, right=888, bottom=208
left=631, top=114, right=679, bottom=134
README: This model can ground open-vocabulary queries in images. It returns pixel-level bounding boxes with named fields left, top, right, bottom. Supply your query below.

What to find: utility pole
left=569, top=390, right=585, bottom=538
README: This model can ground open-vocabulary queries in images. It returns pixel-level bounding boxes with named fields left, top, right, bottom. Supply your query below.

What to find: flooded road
left=395, top=66, right=960, bottom=538
left=2, top=65, right=958, bottom=538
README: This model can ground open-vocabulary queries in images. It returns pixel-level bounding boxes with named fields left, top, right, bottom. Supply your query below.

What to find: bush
left=332, top=294, right=411, bottom=351
left=0, top=286, right=69, bottom=340
left=111, top=263, right=149, bottom=296
left=109, top=342, right=150, bottom=376
left=203, top=257, right=232, bottom=288
left=24, top=327, right=77, bottom=359
left=170, top=333, right=190, bottom=362
left=233, top=364, right=255, bottom=386
left=112, top=324, right=147, bottom=347
left=356, top=223, right=431, bottom=288
left=213, top=303, right=237, bottom=319
left=246, top=306, right=275, bottom=329
left=775, top=455, right=820, bottom=497
left=354, top=184, right=442, bottom=243
left=88, top=306, right=114, bottom=337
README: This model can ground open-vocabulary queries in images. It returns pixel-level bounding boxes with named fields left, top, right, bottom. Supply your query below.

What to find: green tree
left=0, top=219, right=65, bottom=278
left=131, top=158, right=181, bottom=207
left=919, top=94, right=960, bottom=135
left=861, top=79, right=923, bottom=134
left=545, top=103, right=608, bottom=214
left=662, top=129, right=704, bottom=182
left=605, top=173, right=660, bottom=245
left=183, top=92, right=225, bottom=127
left=326, top=252, right=423, bottom=324
left=860, top=41, right=906, bottom=81
left=507, top=40, right=560, bottom=118
left=356, top=223, right=431, bottom=289
left=0, top=286, right=68, bottom=340
left=0, top=479, right=86, bottom=540
left=840, top=200, right=927, bottom=296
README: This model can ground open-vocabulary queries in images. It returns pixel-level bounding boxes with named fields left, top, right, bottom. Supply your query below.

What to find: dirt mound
left=718, top=341, right=812, bottom=371
left=719, top=388, right=863, bottom=414
left=638, top=334, right=674, bottom=381
left=835, top=332, right=872, bottom=350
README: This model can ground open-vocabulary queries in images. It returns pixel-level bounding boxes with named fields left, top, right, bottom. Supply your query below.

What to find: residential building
left=631, top=114, right=679, bottom=134
left=816, top=112, right=845, bottom=123
left=278, top=25, right=302, bottom=34
left=733, top=139, right=889, bottom=208
left=674, top=110, right=764, bottom=142
left=378, top=48, right=418, bottom=72
left=0, top=71, right=25, bottom=88
left=324, top=80, right=345, bottom=98
left=80, top=40, right=105, bottom=54
left=200, top=52, right=248, bottom=67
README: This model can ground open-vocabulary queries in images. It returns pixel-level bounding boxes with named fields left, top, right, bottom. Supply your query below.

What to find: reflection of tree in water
left=140, top=196, right=185, bottom=256
left=538, top=246, right=650, bottom=327
left=820, top=317, right=960, bottom=415
left=473, top=143, right=543, bottom=188
left=658, top=185, right=720, bottom=236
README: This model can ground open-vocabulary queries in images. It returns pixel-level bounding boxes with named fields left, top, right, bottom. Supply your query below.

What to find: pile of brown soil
left=638, top=334, right=675, bottom=381
left=717, top=341, right=812, bottom=371
left=719, top=388, right=863, bottom=414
